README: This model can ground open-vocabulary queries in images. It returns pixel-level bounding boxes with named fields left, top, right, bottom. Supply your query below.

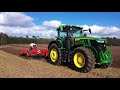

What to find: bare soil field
left=110, top=46, right=120, bottom=68
left=0, top=44, right=120, bottom=78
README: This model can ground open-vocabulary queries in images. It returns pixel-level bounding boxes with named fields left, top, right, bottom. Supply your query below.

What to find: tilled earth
left=0, top=44, right=120, bottom=78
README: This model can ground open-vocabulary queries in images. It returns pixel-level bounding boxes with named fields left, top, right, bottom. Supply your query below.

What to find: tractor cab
left=56, top=25, right=92, bottom=49
left=57, top=25, right=91, bottom=39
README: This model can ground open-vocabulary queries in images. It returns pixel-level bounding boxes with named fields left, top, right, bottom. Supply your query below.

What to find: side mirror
left=89, top=28, right=92, bottom=34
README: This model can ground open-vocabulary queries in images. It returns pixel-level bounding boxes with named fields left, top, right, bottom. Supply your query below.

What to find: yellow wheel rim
left=74, top=52, right=85, bottom=68
left=50, top=48, right=58, bottom=62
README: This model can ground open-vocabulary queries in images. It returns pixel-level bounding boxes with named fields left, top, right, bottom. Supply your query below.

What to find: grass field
left=0, top=44, right=120, bottom=78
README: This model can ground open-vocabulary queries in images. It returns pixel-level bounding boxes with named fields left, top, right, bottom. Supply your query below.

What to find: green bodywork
left=49, top=24, right=112, bottom=64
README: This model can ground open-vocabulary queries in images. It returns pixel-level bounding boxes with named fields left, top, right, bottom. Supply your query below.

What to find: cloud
left=0, top=12, right=58, bottom=38
left=0, top=25, right=57, bottom=38
left=0, top=12, right=34, bottom=27
left=82, top=25, right=120, bottom=38
left=1, top=23, right=120, bottom=39
left=42, top=20, right=61, bottom=29
left=0, top=12, right=120, bottom=38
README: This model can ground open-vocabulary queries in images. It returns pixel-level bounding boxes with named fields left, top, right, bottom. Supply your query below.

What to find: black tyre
left=71, top=47, right=95, bottom=73
left=48, top=44, right=62, bottom=65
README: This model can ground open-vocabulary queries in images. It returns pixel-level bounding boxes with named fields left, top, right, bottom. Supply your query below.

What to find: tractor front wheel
left=48, top=44, right=62, bottom=65
left=71, top=47, right=95, bottom=73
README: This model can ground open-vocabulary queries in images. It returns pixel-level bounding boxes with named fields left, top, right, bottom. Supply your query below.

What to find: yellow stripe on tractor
left=75, top=38, right=92, bottom=41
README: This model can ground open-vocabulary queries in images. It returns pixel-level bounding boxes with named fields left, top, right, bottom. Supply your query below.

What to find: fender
left=48, top=40, right=63, bottom=49
left=84, top=45, right=99, bottom=59
left=84, top=45, right=98, bottom=54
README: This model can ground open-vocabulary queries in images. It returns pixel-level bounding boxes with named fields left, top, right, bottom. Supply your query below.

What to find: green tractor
left=48, top=24, right=112, bottom=73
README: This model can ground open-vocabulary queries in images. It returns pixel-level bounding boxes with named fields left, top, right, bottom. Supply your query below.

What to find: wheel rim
left=74, top=52, right=85, bottom=68
left=50, top=48, right=58, bottom=62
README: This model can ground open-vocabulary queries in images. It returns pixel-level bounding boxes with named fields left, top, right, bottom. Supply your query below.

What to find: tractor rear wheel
left=48, top=44, right=62, bottom=65
left=71, top=47, right=95, bottom=73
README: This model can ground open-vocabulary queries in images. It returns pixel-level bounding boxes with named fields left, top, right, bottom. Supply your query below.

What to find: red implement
left=20, top=47, right=49, bottom=57
left=37, top=49, right=49, bottom=56
left=19, top=49, right=28, bottom=56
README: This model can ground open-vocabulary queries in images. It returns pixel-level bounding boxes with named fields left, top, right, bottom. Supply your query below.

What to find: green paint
left=98, top=47, right=112, bottom=64
left=57, top=39, right=64, bottom=47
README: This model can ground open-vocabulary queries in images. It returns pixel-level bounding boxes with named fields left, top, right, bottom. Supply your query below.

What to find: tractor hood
left=75, top=36, right=106, bottom=41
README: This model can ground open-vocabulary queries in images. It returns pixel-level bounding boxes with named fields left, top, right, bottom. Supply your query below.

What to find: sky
left=0, top=12, right=120, bottom=38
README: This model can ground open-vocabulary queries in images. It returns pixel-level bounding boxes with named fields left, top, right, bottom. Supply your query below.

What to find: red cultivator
left=19, top=43, right=49, bottom=58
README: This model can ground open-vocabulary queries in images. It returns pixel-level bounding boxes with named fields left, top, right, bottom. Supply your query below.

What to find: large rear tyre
left=48, top=44, right=62, bottom=65
left=71, top=47, right=95, bottom=73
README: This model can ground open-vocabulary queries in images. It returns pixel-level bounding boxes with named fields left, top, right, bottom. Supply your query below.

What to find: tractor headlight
left=97, top=40, right=106, bottom=52
left=97, top=40, right=105, bottom=43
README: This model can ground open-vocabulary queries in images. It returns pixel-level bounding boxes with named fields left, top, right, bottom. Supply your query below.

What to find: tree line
left=105, top=37, right=120, bottom=46
left=0, top=32, right=120, bottom=46
left=0, top=33, right=54, bottom=45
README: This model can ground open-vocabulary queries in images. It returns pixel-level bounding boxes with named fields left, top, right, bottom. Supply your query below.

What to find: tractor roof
left=57, top=24, right=83, bottom=32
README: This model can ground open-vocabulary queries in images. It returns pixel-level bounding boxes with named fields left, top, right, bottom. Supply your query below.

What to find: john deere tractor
left=48, top=24, right=112, bottom=73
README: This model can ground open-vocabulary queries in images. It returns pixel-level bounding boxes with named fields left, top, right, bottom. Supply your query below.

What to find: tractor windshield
left=72, top=30, right=81, bottom=37
left=70, top=26, right=83, bottom=37
left=60, top=32, right=67, bottom=38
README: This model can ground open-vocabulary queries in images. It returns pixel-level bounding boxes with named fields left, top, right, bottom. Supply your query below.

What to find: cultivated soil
left=0, top=44, right=120, bottom=78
